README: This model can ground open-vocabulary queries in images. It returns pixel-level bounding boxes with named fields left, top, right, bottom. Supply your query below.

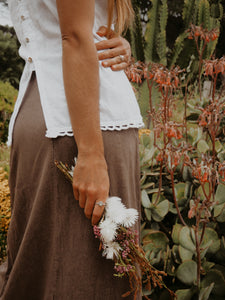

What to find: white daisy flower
left=121, top=208, right=139, bottom=227
left=102, top=241, right=122, bottom=260
left=105, top=197, right=138, bottom=227
left=105, top=197, right=127, bottom=224
left=99, top=218, right=118, bottom=243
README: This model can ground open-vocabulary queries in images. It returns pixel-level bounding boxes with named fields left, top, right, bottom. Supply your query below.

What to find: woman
left=0, top=0, right=143, bottom=299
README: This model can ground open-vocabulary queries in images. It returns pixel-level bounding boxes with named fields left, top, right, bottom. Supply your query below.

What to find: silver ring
left=95, top=201, right=106, bottom=207
left=119, top=55, right=125, bottom=62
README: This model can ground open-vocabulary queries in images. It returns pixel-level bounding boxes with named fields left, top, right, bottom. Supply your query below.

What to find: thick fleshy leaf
left=201, top=228, right=220, bottom=254
left=169, top=202, right=178, bottom=214
left=199, top=282, right=214, bottom=300
left=154, top=200, right=170, bottom=217
left=216, top=208, right=225, bottom=222
left=176, top=260, right=197, bottom=285
left=215, top=140, right=223, bottom=153
left=201, top=269, right=225, bottom=296
left=184, top=181, right=193, bottom=199
left=141, top=181, right=155, bottom=189
left=142, top=147, right=156, bottom=165
left=144, top=208, right=151, bottom=221
left=174, top=182, right=186, bottom=201
left=183, top=166, right=193, bottom=181
left=215, top=184, right=225, bottom=204
left=202, top=261, right=215, bottom=273
left=151, top=193, right=165, bottom=204
left=172, top=245, right=181, bottom=264
left=197, top=183, right=212, bottom=202
left=197, top=139, right=210, bottom=153
left=178, top=245, right=193, bottom=262
left=141, top=190, right=151, bottom=208
left=172, top=223, right=183, bottom=244
left=214, top=237, right=225, bottom=265
left=214, top=203, right=225, bottom=218
left=179, top=227, right=196, bottom=253
left=143, top=231, right=169, bottom=253
left=176, top=289, right=194, bottom=300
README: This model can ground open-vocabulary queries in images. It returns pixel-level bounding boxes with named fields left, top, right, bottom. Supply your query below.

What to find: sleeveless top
left=7, top=0, right=143, bottom=146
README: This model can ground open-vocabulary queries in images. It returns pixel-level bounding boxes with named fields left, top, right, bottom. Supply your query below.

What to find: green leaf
left=172, top=223, right=183, bottom=244
left=179, top=226, right=196, bottom=253
left=175, top=183, right=186, bottom=201
left=199, top=283, right=214, bottom=300
left=141, top=147, right=156, bottom=165
left=216, top=207, right=225, bottom=223
left=142, top=230, right=169, bottom=253
left=141, top=181, right=155, bottom=190
left=178, top=245, right=194, bottom=262
left=184, top=181, right=193, bottom=199
left=215, top=184, right=225, bottom=204
left=197, top=139, right=210, bottom=153
left=141, top=190, right=151, bottom=208
left=201, top=269, right=225, bottom=296
left=152, top=193, right=166, bottom=204
left=202, top=261, right=215, bottom=273
left=214, top=203, right=225, bottom=218
left=176, top=260, right=197, bottom=285
left=183, top=166, right=193, bottom=181
left=215, top=140, right=223, bottom=153
left=201, top=228, right=220, bottom=254
left=172, top=245, right=182, bottom=264
left=144, top=208, right=152, bottom=221
left=151, top=200, right=169, bottom=222
left=176, top=289, right=194, bottom=300
left=155, top=200, right=170, bottom=217
left=197, top=183, right=213, bottom=202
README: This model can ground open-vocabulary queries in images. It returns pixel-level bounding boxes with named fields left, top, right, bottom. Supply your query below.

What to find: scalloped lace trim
left=45, top=121, right=144, bottom=138
left=100, top=122, right=144, bottom=131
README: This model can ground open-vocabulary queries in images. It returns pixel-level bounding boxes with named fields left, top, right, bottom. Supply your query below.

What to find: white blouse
left=7, top=0, right=143, bottom=146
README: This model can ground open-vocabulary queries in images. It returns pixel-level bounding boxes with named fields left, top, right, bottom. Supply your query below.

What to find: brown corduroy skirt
left=0, top=72, right=141, bottom=300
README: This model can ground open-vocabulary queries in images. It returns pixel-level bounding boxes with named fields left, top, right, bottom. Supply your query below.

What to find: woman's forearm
left=56, top=0, right=109, bottom=225
left=62, top=35, right=104, bottom=155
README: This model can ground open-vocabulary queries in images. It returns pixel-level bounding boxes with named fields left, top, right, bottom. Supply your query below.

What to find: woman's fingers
left=98, top=45, right=126, bottom=61
left=110, top=62, right=129, bottom=71
left=95, top=26, right=131, bottom=71
left=91, top=200, right=106, bottom=225
left=96, top=26, right=116, bottom=38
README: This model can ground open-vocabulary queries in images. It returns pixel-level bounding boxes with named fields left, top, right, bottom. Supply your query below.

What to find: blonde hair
left=107, top=0, right=134, bottom=35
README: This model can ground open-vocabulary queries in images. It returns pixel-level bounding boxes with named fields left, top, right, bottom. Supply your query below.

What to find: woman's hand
left=73, top=152, right=109, bottom=225
left=96, top=26, right=131, bottom=71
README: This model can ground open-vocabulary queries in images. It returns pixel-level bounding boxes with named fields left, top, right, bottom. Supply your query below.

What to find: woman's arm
left=56, top=0, right=109, bottom=225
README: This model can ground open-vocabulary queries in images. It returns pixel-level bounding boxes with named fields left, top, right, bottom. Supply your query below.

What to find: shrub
left=0, top=168, right=11, bottom=263
left=0, top=81, right=17, bottom=144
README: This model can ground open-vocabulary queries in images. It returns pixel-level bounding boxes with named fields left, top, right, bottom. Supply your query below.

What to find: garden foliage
left=0, top=167, right=10, bottom=263
left=129, top=0, right=224, bottom=121
left=0, top=80, right=17, bottom=143
left=128, top=24, right=225, bottom=299
left=0, top=25, right=24, bottom=89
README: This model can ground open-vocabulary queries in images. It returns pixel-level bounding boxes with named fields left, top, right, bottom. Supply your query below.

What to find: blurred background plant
left=127, top=0, right=225, bottom=122
left=0, top=166, right=10, bottom=263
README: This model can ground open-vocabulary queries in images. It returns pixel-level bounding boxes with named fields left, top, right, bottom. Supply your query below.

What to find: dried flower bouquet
left=55, top=160, right=175, bottom=299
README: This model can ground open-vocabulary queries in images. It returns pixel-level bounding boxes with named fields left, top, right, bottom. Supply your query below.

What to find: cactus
left=129, top=0, right=223, bottom=67
left=169, top=0, right=223, bottom=68
left=129, top=0, right=145, bottom=62
left=144, top=0, right=168, bottom=65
